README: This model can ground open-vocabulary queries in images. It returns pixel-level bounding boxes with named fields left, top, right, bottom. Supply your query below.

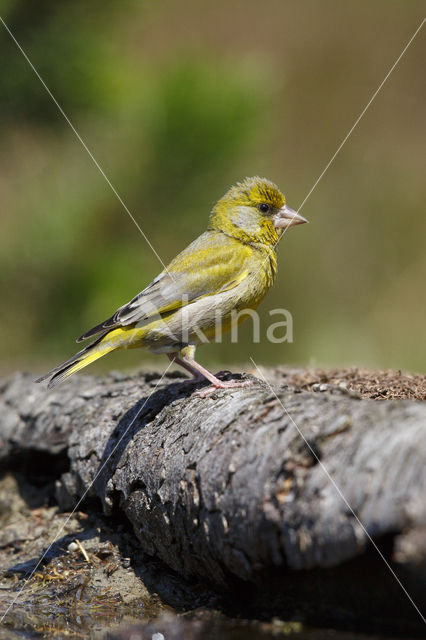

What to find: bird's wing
left=77, top=232, right=252, bottom=342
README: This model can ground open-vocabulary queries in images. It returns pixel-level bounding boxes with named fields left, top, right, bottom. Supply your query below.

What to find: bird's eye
left=258, top=203, right=270, bottom=214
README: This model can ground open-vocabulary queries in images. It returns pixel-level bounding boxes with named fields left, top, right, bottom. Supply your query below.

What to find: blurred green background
left=0, top=0, right=425, bottom=376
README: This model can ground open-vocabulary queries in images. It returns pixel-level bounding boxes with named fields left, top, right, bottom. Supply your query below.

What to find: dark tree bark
left=1, top=369, right=425, bottom=630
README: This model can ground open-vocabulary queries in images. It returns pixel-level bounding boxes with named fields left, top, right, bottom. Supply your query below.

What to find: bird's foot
left=193, top=378, right=255, bottom=398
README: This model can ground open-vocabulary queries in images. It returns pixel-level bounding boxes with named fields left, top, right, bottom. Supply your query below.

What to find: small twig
left=75, top=539, right=90, bottom=563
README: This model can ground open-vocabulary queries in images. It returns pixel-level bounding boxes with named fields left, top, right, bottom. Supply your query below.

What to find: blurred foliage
left=0, top=0, right=425, bottom=374
left=0, top=0, right=135, bottom=123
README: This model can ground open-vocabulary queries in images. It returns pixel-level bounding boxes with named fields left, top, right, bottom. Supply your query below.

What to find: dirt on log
left=1, top=368, right=425, bottom=632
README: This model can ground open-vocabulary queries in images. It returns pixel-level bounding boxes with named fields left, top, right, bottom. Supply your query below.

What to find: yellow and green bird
left=36, top=177, right=307, bottom=394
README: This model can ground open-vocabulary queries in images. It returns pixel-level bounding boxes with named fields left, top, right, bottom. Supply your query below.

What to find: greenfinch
left=36, top=177, right=307, bottom=393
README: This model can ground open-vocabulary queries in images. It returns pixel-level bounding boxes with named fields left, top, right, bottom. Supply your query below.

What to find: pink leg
left=179, top=354, right=254, bottom=398
left=167, top=353, right=205, bottom=383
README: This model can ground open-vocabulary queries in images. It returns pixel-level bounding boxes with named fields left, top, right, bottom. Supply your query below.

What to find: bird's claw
left=193, top=378, right=254, bottom=398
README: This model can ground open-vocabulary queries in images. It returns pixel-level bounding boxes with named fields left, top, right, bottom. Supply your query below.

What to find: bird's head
left=208, top=176, right=307, bottom=246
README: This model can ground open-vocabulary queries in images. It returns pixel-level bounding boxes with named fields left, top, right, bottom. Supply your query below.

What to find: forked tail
left=35, top=331, right=115, bottom=389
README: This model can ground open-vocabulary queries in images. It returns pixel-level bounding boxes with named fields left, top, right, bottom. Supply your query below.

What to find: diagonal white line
left=247, top=20, right=426, bottom=624
left=0, top=360, right=174, bottom=623
left=250, top=357, right=426, bottom=625
left=252, top=18, right=426, bottom=329
left=251, top=18, right=425, bottom=287
left=0, top=16, right=172, bottom=278
left=297, top=17, right=425, bottom=213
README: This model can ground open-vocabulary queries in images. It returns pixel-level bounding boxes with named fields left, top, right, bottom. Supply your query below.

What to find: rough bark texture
left=1, top=369, right=426, bottom=631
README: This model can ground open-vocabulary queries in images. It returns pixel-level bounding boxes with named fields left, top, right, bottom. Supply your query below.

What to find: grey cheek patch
left=231, top=208, right=261, bottom=234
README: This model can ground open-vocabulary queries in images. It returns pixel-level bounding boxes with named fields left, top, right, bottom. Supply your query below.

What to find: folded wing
left=77, top=231, right=251, bottom=342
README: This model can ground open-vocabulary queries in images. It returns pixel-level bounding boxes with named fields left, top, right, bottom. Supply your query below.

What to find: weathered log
left=1, top=369, right=425, bottom=631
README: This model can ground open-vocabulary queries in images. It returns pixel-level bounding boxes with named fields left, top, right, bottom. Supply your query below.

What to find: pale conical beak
left=273, top=204, right=308, bottom=230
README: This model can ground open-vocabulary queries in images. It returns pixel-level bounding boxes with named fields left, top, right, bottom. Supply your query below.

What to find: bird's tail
left=35, top=330, right=121, bottom=389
